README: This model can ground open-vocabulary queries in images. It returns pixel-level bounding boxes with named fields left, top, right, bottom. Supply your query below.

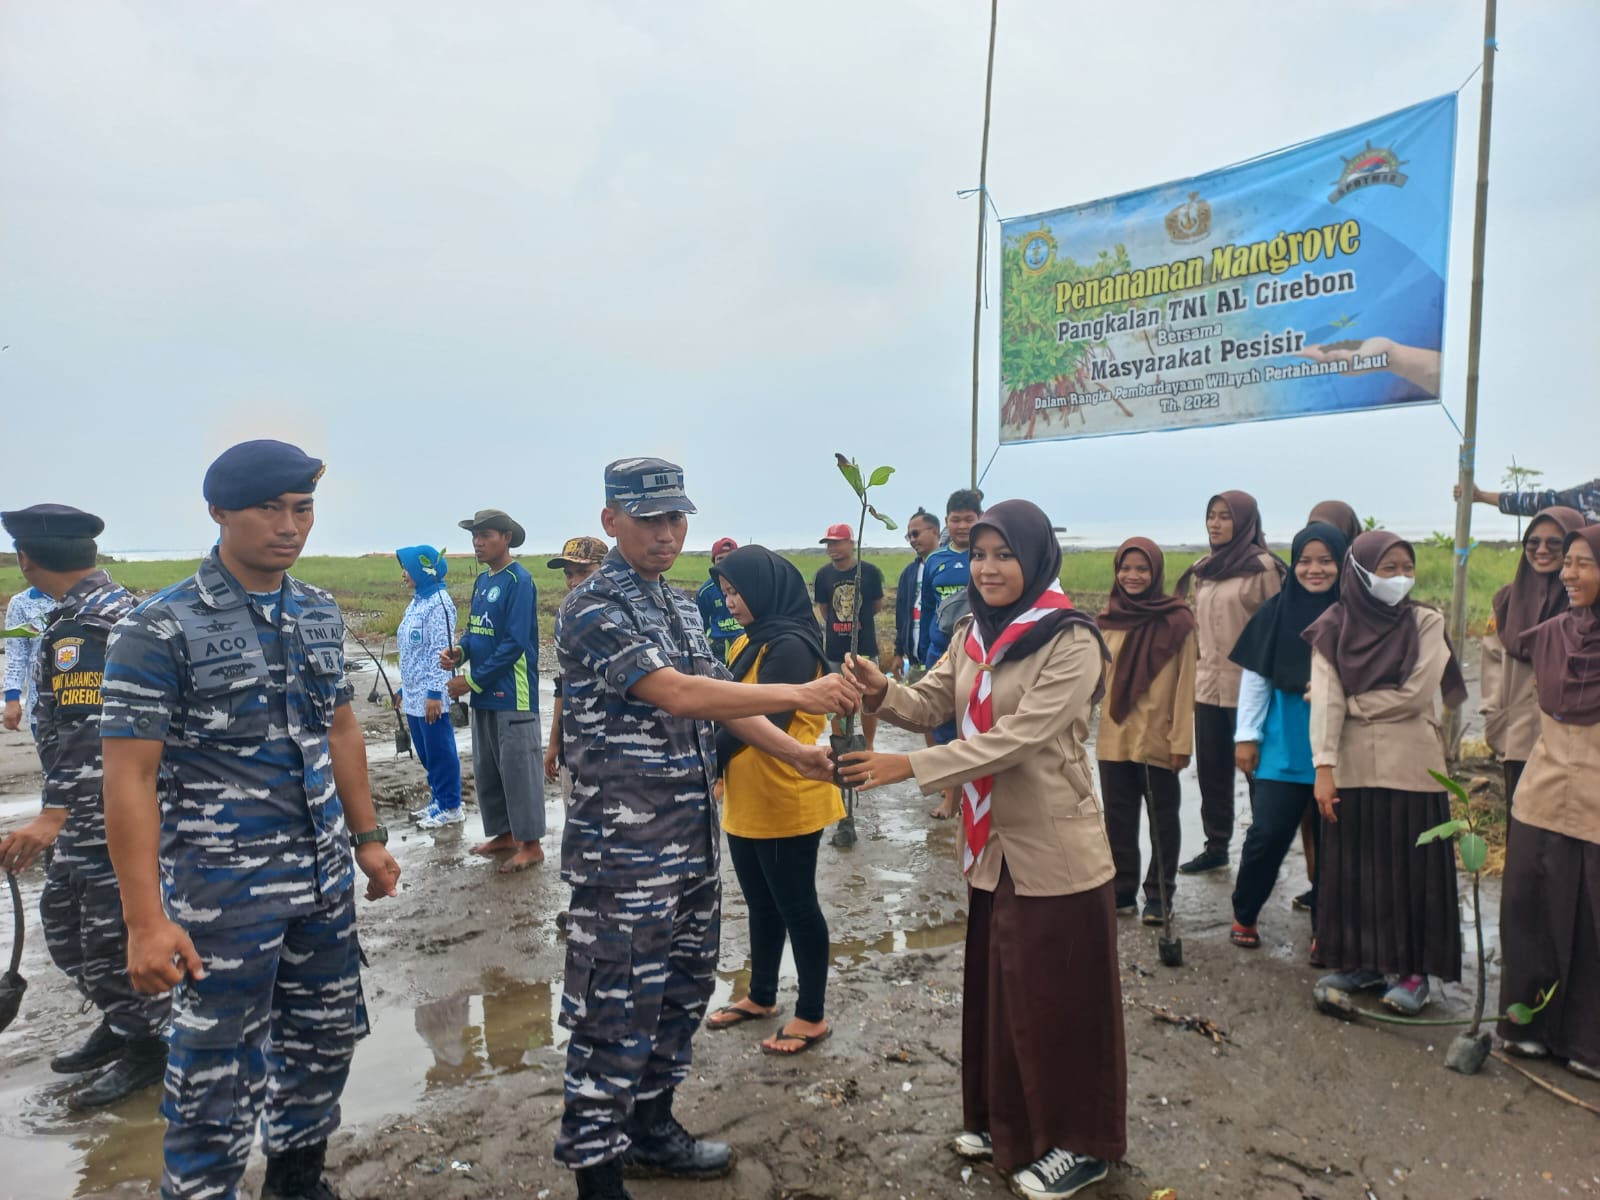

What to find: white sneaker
left=410, top=804, right=433, bottom=821
left=953, top=1131, right=993, bottom=1160
left=416, top=805, right=465, bottom=830
left=1569, top=1058, right=1600, bottom=1082
left=1012, top=1148, right=1108, bottom=1199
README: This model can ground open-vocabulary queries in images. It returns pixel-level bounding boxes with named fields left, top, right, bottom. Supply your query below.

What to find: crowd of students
left=762, top=482, right=1594, bottom=1199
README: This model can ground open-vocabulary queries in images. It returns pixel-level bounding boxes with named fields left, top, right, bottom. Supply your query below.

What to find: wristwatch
left=352, top=824, right=389, bottom=847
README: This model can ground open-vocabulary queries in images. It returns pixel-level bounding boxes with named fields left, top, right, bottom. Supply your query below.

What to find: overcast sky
left=2, top=1, right=1594, bottom=556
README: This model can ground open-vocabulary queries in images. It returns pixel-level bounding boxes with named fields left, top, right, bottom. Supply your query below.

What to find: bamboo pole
left=1446, top=0, right=1497, bottom=758
left=968, top=0, right=998, bottom=489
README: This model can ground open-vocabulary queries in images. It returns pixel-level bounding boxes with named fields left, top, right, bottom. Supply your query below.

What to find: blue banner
left=999, top=95, right=1458, bottom=443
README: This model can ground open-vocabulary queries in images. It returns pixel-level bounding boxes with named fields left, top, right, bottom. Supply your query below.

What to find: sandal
left=1230, top=922, right=1261, bottom=949
left=760, top=1026, right=832, bottom=1056
left=706, top=1003, right=780, bottom=1030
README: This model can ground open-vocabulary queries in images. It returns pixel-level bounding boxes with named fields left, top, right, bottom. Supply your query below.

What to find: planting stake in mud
left=349, top=627, right=412, bottom=758
left=1142, top=763, right=1182, bottom=967
left=0, top=871, right=25, bottom=1032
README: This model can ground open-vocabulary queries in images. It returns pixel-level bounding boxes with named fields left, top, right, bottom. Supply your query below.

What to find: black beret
left=203, top=440, right=325, bottom=510
left=0, top=503, right=105, bottom=540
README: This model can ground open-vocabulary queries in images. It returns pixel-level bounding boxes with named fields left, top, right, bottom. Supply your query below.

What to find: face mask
left=1349, top=557, right=1414, bottom=607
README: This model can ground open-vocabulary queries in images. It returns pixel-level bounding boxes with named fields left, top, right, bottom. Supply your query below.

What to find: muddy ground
left=0, top=648, right=1597, bottom=1200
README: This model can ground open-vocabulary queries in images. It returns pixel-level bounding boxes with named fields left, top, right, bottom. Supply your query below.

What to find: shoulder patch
left=54, top=637, right=84, bottom=672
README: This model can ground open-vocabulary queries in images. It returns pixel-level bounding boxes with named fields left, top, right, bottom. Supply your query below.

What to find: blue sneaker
left=416, top=804, right=465, bottom=830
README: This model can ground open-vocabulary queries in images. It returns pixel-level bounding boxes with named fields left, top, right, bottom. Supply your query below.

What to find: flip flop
left=1230, top=923, right=1261, bottom=949
left=707, top=1004, right=780, bottom=1030
left=761, top=1026, right=832, bottom=1056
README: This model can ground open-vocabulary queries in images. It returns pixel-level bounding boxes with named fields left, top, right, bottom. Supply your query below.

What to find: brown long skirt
left=1496, top=818, right=1600, bottom=1065
left=1317, top=787, right=1462, bottom=981
left=963, top=863, right=1127, bottom=1171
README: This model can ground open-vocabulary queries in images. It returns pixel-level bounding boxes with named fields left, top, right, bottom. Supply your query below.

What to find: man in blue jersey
left=918, top=489, right=983, bottom=820
left=695, top=536, right=744, bottom=667
left=444, top=508, right=547, bottom=872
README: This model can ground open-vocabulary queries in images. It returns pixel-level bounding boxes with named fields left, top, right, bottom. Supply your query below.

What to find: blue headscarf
left=396, top=544, right=449, bottom=598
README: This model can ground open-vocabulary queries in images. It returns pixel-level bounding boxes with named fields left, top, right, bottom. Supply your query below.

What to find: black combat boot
left=67, top=1035, right=167, bottom=1110
left=261, top=1139, right=341, bottom=1200
left=574, top=1157, right=634, bottom=1199
left=621, top=1087, right=733, bottom=1179
left=51, top=1019, right=127, bottom=1074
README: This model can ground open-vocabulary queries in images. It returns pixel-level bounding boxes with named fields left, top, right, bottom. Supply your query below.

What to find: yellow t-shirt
left=721, top=637, right=847, bottom=840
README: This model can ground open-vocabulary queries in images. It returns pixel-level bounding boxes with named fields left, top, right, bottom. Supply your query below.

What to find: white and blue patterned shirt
left=397, top=589, right=457, bottom=717
left=5, top=586, right=57, bottom=727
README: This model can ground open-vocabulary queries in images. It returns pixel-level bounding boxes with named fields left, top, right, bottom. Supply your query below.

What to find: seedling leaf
left=1416, top=819, right=1468, bottom=846
left=1504, top=1002, right=1533, bottom=1026
left=867, top=465, right=895, bottom=488
left=867, top=504, right=898, bottom=530
left=835, top=455, right=864, bottom=496
left=1457, top=831, right=1487, bottom=875
left=1428, top=769, right=1471, bottom=807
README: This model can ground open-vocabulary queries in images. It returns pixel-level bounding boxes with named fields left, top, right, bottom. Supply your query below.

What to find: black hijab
left=1230, top=522, right=1347, bottom=693
left=708, top=545, right=827, bottom=681
left=966, top=500, right=1108, bottom=682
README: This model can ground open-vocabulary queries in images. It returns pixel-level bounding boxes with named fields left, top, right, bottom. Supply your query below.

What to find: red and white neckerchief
left=959, top=581, right=1075, bottom=875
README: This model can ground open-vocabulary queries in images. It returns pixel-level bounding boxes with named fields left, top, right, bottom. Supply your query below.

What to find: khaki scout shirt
left=1094, top=627, right=1198, bottom=768
left=1309, top=607, right=1449, bottom=793
left=1514, top=714, right=1600, bottom=845
left=1192, top=554, right=1282, bottom=708
left=878, top=620, right=1114, bottom=898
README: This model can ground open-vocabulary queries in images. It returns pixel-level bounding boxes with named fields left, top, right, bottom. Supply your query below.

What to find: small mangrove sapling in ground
left=1314, top=767, right=1556, bottom=1075
left=828, top=452, right=897, bottom=848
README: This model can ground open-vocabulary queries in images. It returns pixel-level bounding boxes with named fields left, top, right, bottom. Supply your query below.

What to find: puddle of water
left=0, top=968, right=567, bottom=1197
left=0, top=788, right=41, bottom=824
left=709, top=917, right=968, bottom=1010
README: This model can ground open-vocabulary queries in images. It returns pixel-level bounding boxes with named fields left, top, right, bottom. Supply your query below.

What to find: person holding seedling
left=704, top=545, right=842, bottom=1056
left=1304, top=531, right=1468, bottom=1016
left=920, top=488, right=985, bottom=820
left=1496, top=523, right=1600, bottom=1081
left=551, top=457, right=856, bottom=1200
left=1176, top=490, right=1286, bottom=876
left=1094, top=537, right=1197, bottom=928
left=838, top=499, right=1124, bottom=1200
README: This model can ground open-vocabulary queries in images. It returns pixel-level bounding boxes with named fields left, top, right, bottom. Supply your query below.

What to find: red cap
left=819, top=522, right=853, bottom=543
left=711, top=536, right=739, bottom=557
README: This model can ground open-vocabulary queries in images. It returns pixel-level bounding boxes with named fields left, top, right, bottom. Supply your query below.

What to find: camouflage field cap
left=604, top=457, right=697, bottom=517
left=547, top=536, right=609, bottom=569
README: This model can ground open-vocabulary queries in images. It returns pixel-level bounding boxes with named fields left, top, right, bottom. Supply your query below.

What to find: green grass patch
left=0, top=544, right=1519, bottom=638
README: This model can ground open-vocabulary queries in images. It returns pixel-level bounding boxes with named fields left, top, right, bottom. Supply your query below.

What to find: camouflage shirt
left=35, top=570, right=137, bottom=863
left=554, top=548, right=729, bottom=888
left=101, top=550, right=355, bottom=929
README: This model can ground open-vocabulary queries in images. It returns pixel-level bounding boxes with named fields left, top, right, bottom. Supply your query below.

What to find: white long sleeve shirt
left=4, top=586, right=56, bottom=727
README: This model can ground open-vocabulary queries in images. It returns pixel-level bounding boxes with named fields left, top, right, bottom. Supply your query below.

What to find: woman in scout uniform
left=838, top=499, right=1124, bottom=1200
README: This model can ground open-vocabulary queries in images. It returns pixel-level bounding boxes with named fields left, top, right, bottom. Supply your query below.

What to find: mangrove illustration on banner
left=999, top=95, right=1458, bottom=443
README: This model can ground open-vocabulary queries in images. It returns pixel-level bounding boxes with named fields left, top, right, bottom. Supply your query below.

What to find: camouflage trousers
left=554, top=874, right=721, bottom=1168
left=161, top=888, right=367, bottom=1200
left=40, top=857, right=171, bottom=1039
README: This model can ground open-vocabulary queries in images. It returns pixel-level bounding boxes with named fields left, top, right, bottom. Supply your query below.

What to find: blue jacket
left=894, top=558, right=925, bottom=661
left=696, top=575, right=743, bottom=665
left=918, top=546, right=970, bottom=664
left=462, top=562, right=539, bottom=711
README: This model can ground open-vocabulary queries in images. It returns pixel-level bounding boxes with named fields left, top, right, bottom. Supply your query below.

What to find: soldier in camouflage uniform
left=552, top=457, right=859, bottom=1200
left=100, top=440, right=401, bottom=1200
left=0, top=504, right=171, bottom=1109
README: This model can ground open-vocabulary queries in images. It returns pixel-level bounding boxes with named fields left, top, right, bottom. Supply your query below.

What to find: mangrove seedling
left=829, top=452, right=898, bottom=847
